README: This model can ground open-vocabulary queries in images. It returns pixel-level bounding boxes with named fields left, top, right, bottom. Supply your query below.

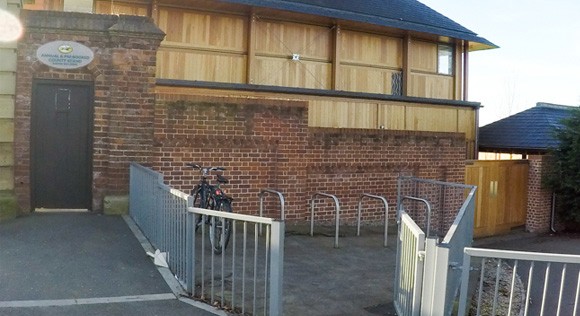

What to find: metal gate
left=394, top=211, right=425, bottom=316
left=394, top=176, right=477, bottom=316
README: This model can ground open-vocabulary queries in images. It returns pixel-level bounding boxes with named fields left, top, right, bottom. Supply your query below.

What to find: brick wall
left=526, top=155, right=552, bottom=233
left=14, top=11, right=163, bottom=211
left=153, top=94, right=467, bottom=224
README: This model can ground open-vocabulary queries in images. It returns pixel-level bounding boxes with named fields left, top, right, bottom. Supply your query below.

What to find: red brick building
left=2, top=1, right=497, bottom=225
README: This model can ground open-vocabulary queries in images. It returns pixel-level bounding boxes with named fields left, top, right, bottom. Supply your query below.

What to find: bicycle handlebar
left=186, top=163, right=226, bottom=172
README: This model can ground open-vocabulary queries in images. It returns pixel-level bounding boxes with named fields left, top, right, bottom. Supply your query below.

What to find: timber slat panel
left=408, top=73, right=454, bottom=99
left=465, top=160, right=529, bottom=238
left=253, top=56, right=332, bottom=89
left=337, top=65, right=399, bottom=94
left=340, top=30, right=402, bottom=68
left=254, top=19, right=332, bottom=61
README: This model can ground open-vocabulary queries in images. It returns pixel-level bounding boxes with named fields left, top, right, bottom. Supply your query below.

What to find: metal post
left=457, top=251, right=472, bottom=316
left=310, top=192, right=341, bottom=248
left=186, top=210, right=193, bottom=294
left=269, top=220, right=285, bottom=316
left=401, top=196, right=432, bottom=238
left=259, top=189, right=285, bottom=235
left=357, top=193, right=389, bottom=247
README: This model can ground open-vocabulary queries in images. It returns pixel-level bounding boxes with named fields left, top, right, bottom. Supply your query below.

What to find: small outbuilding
left=474, top=102, right=576, bottom=234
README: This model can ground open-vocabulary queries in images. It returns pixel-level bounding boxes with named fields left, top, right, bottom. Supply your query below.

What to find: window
left=437, top=44, right=453, bottom=75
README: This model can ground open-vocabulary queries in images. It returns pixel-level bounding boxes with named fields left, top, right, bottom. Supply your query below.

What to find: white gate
left=395, top=176, right=477, bottom=316
left=394, top=211, right=426, bottom=316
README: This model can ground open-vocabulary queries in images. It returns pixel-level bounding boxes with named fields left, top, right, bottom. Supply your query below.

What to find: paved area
left=1, top=212, right=578, bottom=316
left=283, top=225, right=398, bottom=316
left=0, top=212, right=217, bottom=316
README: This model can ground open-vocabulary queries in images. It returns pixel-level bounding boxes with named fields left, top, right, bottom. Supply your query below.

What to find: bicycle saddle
left=217, top=174, right=229, bottom=184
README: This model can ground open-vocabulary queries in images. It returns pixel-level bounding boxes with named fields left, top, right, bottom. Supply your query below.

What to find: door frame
left=30, top=79, right=94, bottom=210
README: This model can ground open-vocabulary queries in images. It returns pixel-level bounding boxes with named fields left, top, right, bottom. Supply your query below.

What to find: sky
left=418, top=0, right=580, bottom=126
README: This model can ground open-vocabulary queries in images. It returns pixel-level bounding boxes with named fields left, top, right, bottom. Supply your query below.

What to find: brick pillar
left=526, top=155, right=552, bottom=233
left=15, top=11, right=164, bottom=212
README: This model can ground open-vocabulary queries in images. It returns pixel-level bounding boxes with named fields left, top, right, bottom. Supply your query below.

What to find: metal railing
left=394, top=176, right=477, bottom=316
left=357, top=193, right=389, bottom=247
left=310, top=192, right=341, bottom=248
left=457, top=247, right=580, bottom=316
left=129, top=163, right=284, bottom=315
left=189, top=207, right=284, bottom=316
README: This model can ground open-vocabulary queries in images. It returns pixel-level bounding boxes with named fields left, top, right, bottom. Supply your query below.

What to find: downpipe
left=550, top=193, right=557, bottom=233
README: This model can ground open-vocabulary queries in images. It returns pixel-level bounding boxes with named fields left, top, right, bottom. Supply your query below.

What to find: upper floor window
left=437, top=44, right=453, bottom=75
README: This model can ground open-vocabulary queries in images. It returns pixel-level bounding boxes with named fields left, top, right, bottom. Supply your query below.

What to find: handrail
left=400, top=196, right=432, bottom=237
left=310, top=192, right=341, bottom=248
left=259, top=189, right=285, bottom=236
left=357, top=194, right=389, bottom=247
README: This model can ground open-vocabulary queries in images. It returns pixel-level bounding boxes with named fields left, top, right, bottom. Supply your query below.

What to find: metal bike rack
left=310, top=192, right=341, bottom=248
left=357, top=193, right=389, bottom=247
left=400, top=196, right=432, bottom=237
left=259, top=189, right=285, bottom=235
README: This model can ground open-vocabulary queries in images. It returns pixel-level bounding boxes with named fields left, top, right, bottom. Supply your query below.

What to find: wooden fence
left=465, top=160, right=529, bottom=237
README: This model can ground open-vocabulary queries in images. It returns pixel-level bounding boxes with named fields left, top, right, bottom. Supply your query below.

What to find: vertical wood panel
left=309, top=100, right=376, bottom=128
left=378, top=103, right=406, bottom=130
left=156, top=49, right=246, bottom=83
left=247, top=14, right=257, bottom=84
left=408, top=73, right=453, bottom=99
left=410, top=40, right=436, bottom=72
left=340, top=30, right=402, bottom=68
left=254, top=19, right=332, bottom=60
left=457, top=108, right=475, bottom=140
left=466, top=160, right=529, bottom=238
left=253, top=56, right=331, bottom=89
left=95, top=1, right=148, bottom=16
left=338, top=65, right=398, bottom=94
left=405, top=106, right=457, bottom=132
left=158, top=7, right=247, bottom=52
left=332, top=25, right=341, bottom=89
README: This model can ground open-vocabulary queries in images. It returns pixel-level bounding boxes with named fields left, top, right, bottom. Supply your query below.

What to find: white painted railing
left=457, top=247, right=580, bottom=316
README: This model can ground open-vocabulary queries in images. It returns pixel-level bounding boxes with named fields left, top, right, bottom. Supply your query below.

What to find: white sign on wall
left=36, top=41, right=94, bottom=69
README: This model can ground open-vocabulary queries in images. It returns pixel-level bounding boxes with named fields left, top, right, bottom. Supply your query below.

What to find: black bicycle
left=187, top=163, right=233, bottom=254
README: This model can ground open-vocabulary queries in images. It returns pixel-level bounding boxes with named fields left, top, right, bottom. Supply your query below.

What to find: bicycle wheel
left=209, top=200, right=232, bottom=255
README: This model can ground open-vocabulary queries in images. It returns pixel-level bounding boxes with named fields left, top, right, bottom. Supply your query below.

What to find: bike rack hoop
left=400, top=196, right=432, bottom=237
left=310, top=192, right=341, bottom=248
left=258, top=189, right=285, bottom=236
left=357, top=193, right=389, bottom=247
left=259, top=189, right=285, bottom=221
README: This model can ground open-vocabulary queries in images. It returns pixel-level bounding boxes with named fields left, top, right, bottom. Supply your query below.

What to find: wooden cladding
left=465, top=160, right=529, bottom=237
left=309, top=100, right=474, bottom=139
left=94, top=0, right=474, bottom=156
left=93, top=1, right=462, bottom=100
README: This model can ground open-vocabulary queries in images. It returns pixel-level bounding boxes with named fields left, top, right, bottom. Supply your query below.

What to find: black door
left=31, top=80, right=93, bottom=210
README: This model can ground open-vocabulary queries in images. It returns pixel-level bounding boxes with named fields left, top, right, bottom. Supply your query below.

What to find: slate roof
left=479, top=103, right=577, bottom=153
left=219, top=0, right=497, bottom=50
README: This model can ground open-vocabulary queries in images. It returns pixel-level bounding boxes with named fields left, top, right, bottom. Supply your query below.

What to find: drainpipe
left=550, top=192, right=557, bottom=233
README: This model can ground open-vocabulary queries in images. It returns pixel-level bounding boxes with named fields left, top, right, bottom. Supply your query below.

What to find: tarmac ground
left=1, top=212, right=578, bottom=316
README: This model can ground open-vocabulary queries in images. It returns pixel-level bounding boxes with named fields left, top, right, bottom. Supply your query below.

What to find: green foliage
left=543, top=107, right=580, bottom=224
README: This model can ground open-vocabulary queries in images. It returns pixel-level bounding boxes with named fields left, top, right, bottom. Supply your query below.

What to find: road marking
left=0, top=293, right=176, bottom=308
